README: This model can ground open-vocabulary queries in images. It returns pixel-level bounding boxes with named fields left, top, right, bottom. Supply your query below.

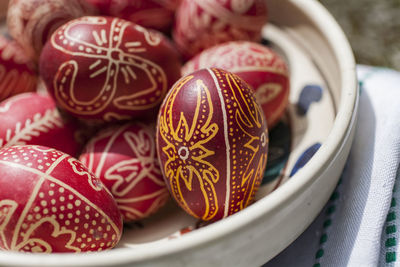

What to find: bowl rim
left=0, top=0, right=358, bottom=265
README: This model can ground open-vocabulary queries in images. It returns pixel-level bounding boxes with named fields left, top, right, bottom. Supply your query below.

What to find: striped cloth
left=265, top=65, right=400, bottom=267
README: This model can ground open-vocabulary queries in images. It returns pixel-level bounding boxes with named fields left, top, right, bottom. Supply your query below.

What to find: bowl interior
left=114, top=20, right=338, bottom=247
left=0, top=0, right=357, bottom=265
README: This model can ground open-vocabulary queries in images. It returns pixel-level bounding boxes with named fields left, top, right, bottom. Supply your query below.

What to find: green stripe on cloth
left=383, top=164, right=400, bottom=265
left=312, top=175, right=344, bottom=266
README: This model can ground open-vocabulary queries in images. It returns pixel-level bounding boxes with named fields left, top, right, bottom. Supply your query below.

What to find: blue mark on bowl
left=290, top=143, right=322, bottom=177
left=297, top=85, right=323, bottom=115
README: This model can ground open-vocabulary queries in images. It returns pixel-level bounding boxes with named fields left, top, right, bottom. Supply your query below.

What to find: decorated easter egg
left=79, top=123, right=169, bottom=222
left=156, top=68, right=269, bottom=221
left=173, top=0, right=268, bottom=58
left=7, top=0, right=96, bottom=61
left=182, top=41, right=290, bottom=128
left=85, top=0, right=181, bottom=32
left=40, top=16, right=182, bottom=122
left=0, top=145, right=123, bottom=252
left=0, top=92, right=81, bottom=157
left=0, top=36, right=37, bottom=101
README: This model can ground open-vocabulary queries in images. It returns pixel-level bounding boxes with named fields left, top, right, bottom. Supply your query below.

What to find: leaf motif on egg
left=0, top=109, right=64, bottom=148
left=159, top=75, right=220, bottom=221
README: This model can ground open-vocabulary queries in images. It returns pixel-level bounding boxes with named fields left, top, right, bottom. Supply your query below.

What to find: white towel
left=265, top=65, right=400, bottom=267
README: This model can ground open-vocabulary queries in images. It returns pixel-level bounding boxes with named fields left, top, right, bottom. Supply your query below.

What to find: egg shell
left=0, top=145, right=123, bottom=253
left=79, top=122, right=169, bottom=222
left=156, top=68, right=269, bottom=221
left=173, top=0, right=268, bottom=59
left=182, top=41, right=290, bottom=128
left=0, top=92, right=81, bottom=157
left=85, top=0, right=181, bottom=32
left=0, top=36, right=37, bottom=101
left=39, top=16, right=182, bottom=122
left=6, top=0, right=96, bottom=61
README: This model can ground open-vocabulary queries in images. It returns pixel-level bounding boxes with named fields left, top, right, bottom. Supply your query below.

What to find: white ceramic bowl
left=0, top=0, right=358, bottom=266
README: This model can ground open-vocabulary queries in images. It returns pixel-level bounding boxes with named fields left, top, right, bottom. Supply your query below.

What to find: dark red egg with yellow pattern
left=0, top=145, right=123, bottom=252
left=0, top=92, right=81, bottom=157
left=0, top=36, right=37, bottom=101
left=156, top=68, right=268, bottom=221
left=7, top=0, right=96, bottom=61
left=40, top=16, right=182, bottom=122
left=79, top=122, right=169, bottom=222
left=182, top=41, right=290, bottom=128
left=85, top=0, right=181, bottom=32
left=173, top=0, right=268, bottom=59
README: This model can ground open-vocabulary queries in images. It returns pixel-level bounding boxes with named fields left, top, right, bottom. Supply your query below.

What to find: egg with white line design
left=39, top=16, right=182, bottom=122
left=0, top=145, right=123, bottom=252
left=79, top=122, right=170, bottom=222
left=182, top=41, right=290, bottom=128
left=0, top=92, right=81, bottom=157
left=156, top=68, right=269, bottom=221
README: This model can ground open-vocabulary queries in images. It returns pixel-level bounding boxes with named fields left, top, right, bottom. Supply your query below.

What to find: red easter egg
left=0, top=92, right=81, bottom=157
left=85, top=0, right=181, bottom=32
left=173, top=0, right=268, bottom=59
left=7, top=0, right=96, bottom=61
left=182, top=41, right=290, bottom=128
left=40, top=16, right=182, bottom=122
left=0, top=36, right=37, bottom=101
left=156, top=68, right=269, bottom=221
left=79, top=123, right=169, bottom=222
left=0, top=145, right=123, bottom=252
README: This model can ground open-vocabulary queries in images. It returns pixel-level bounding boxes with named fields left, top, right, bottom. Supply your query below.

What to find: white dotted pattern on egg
left=0, top=146, right=63, bottom=172
left=0, top=145, right=121, bottom=253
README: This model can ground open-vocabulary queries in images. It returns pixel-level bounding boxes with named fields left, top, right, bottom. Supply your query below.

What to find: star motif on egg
left=159, top=75, right=220, bottom=221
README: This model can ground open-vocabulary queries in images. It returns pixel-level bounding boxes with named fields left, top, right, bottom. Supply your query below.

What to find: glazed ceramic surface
left=0, top=0, right=358, bottom=265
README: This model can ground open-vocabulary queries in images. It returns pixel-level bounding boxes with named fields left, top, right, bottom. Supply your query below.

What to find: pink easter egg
left=173, top=0, right=268, bottom=58
left=79, top=122, right=169, bottom=222
left=0, top=145, right=123, bottom=252
left=182, top=41, right=290, bottom=128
